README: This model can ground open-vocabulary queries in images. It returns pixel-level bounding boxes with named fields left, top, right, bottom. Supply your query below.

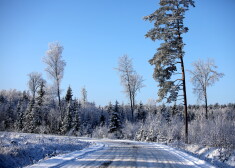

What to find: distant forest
left=0, top=89, right=234, bottom=149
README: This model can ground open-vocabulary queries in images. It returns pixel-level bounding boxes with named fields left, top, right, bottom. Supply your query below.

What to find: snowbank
left=169, top=141, right=235, bottom=168
left=0, top=132, right=90, bottom=168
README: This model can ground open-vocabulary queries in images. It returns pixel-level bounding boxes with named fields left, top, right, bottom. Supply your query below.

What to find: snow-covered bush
left=122, top=120, right=141, bottom=140
left=189, top=115, right=235, bottom=148
left=92, top=126, right=109, bottom=138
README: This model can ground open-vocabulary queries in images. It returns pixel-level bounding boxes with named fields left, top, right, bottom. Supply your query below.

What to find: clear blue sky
left=0, top=0, right=234, bottom=106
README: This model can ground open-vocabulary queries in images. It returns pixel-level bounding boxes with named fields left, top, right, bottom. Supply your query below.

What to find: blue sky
left=0, top=0, right=234, bottom=106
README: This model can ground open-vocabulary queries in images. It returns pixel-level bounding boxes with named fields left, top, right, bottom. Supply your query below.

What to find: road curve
left=28, top=139, right=215, bottom=168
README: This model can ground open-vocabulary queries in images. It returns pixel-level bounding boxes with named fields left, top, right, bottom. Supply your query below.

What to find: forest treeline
left=0, top=89, right=234, bottom=149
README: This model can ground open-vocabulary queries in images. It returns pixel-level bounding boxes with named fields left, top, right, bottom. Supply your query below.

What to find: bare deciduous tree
left=189, top=58, right=224, bottom=119
left=116, top=55, right=144, bottom=121
left=43, top=41, right=66, bottom=111
left=28, top=72, right=44, bottom=100
left=81, top=87, right=87, bottom=105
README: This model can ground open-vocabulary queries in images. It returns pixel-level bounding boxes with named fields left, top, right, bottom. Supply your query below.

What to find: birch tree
left=189, top=59, right=224, bottom=119
left=28, top=72, right=43, bottom=100
left=81, top=87, right=87, bottom=105
left=116, top=55, right=144, bottom=121
left=144, top=0, right=195, bottom=143
left=44, top=41, right=66, bottom=112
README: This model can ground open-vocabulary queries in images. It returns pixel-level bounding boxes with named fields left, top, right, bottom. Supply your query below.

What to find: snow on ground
left=0, top=132, right=90, bottom=168
left=169, top=141, right=235, bottom=168
left=26, top=142, right=105, bottom=168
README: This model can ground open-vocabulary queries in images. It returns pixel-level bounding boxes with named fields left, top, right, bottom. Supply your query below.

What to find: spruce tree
left=22, top=91, right=30, bottom=102
left=107, top=102, right=113, bottom=115
left=0, top=94, right=5, bottom=104
left=36, top=81, right=45, bottom=107
left=16, top=99, right=24, bottom=131
left=72, top=100, right=81, bottom=135
left=65, top=86, right=73, bottom=103
left=136, top=102, right=146, bottom=122
left=99, top=114, right=106, bottom=126
left=5, top=103, right=14, bottom=130
left=61, top=102, right=72, bottom=134
left=161, top=104, right=171, bottom=123
left=144, top=0, right=195, bottom=143
left=109, top=101, right=122, bottom=134
left=32, top=104, right=42, bottom=131
left=23, top=100, right=35, bottom=133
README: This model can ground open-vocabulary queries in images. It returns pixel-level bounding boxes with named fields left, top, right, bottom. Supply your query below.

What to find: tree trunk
left=56, top=80, right=62, bottom=118
left=127, top=74, right=134, bottom=121
left=132, top=94, right=135, bottom=122
left=176, top=6, right=188, bottom=143
left=205, top=87, right=208, bottom=119
left=129, top=90, right=134, bottom=121
left=180, top=56, right=188, bottom=144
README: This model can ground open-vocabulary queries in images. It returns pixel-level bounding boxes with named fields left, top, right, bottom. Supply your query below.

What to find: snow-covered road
left=28, top=139, right=215, bottom=168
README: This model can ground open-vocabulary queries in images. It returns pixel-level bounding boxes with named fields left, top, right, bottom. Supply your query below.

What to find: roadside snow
left=26, top=143, right=104, bottom=168
left=169, top=141, right=235, bottom=168
left=0, top=132, right=90, bottom=168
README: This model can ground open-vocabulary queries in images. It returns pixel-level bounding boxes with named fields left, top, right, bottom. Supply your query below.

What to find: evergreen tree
left=15, top=99, right=24, bottom=131
left=72, top=100, right=81, bottom=135
left=32, top=104, right=42, bottom=130
left=99, top=113, right=106, bottom=126
left=5, top=103, right=14, bottom=129
left=31, top=81, right=47, bottom=132
left=109, top=101, right=122, bottom=134
left=61, top=102, right=72, bottom=134
left=36, top=81, right=46, bottom=107
left=161, top=104, right=171, bottom=123
left=107, top=102, right=113, bottom=115
left=136, top=102, right=146, bottom=122
left=0, top=94, right=5, bottom=104
left=65, top=86, right=73, bottom=103
left=23, top=100, right=35, bottom=133
left=144, top=0, right=195, bottom=143
left=22, top=91, right=30, bottom=101
left=171, top=103, right=180, bottom=116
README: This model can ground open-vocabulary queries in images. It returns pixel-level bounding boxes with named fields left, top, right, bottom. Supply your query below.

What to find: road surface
left=28, top=139, right=215, bottom=168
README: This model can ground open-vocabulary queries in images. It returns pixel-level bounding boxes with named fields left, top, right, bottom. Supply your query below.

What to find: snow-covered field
left=0, top=132, right=90, bottom=168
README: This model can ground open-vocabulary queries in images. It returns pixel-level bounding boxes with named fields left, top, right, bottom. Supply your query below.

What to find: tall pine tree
left=144, top=0, right=195, bottom=143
